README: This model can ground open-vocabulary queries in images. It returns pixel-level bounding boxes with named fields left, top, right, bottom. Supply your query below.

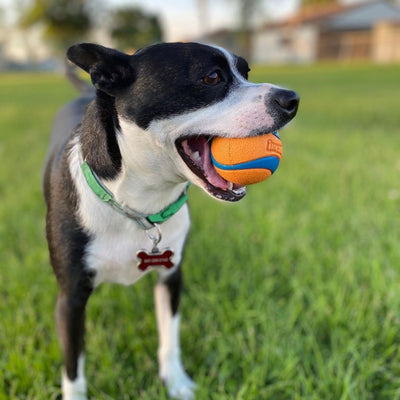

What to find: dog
left=43, top=42, right=299, bottom=400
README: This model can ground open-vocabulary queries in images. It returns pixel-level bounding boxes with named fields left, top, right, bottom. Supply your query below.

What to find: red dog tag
left=137, top=249, right=174, bottom=271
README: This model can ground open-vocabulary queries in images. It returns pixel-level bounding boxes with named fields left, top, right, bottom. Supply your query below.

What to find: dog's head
left=68, top=42, right=299, bottom=202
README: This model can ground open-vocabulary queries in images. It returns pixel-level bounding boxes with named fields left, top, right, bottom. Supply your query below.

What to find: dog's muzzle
left=176, top=87, right=300, bottom=202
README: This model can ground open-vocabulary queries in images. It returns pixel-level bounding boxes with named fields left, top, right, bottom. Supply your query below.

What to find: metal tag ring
left=145, top=223, right=162, bottom=248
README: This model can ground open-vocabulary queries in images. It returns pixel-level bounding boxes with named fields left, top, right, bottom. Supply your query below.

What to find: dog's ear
left=67, top=43, right=134, bottom=96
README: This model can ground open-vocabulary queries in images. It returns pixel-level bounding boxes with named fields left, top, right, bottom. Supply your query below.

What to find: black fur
left=68, top=42, right=250, bottom=130
left=119, top=43, right=234, bottom=129
left=235, top=56, right=250, bottom=80
left=80, top=91, right=122, bottom=179
left=67, top=43, right=135, bottom=96
left=162, top=265, right=183, bottom=316
left=44, top=138, right=91, bottom=289
left=44, top=139, right=94, bottom=380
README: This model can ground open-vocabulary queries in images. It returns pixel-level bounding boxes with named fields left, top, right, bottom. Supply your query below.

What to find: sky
left=0, top=0, right=368, bottom=42
left=1, top=0, right=300, bottom=41
left=121, top=0, right=300, bottom=41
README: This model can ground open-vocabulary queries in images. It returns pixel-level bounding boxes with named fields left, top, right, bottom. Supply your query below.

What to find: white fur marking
left=149, top=83, right=275, bottom=143
left=211, top=44, right=250, bottom=85
left=62, top=354, right=87, bottom=400
left=68, top=132, right=190, bottom=287
left=155, top=284, right=196, bottom=400
left=112, top=121, right=189, bottom=214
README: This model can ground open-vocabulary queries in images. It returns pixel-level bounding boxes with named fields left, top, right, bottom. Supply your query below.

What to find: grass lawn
left=0, top=63, right=400, bottom=400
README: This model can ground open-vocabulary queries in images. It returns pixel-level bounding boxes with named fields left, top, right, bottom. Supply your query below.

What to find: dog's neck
left=109, top=118, right=188, bottom=215
left=79, top=96, right=187, bottom=216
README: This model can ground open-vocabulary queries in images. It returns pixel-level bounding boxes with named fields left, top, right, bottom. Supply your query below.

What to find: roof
left=261, top=0, right=400, bottom=31
left=285, top=3, right=353, bottom=26
left=324, top=1, right=400, bottom=31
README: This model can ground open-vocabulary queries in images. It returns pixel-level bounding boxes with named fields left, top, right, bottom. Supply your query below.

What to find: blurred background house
left=0, top=0, right=400, bottom=70
left=253, top=0, right=400, bottom=64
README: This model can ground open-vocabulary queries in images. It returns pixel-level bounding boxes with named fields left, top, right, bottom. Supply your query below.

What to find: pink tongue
left=201, top=141, right=231, bottom=190
left=183, top=137, right=231, bottom=191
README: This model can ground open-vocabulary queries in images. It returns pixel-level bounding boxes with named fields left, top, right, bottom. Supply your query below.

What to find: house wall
left=318, top=30, right=372, bottom=61
left=317, top=21, right=400, bottom=62
left=253, top=25, right=318, bottom=64
left=252, top=1, right=400, bottom=65
left=372, top=21, right=400, bottom=63
left=0, top=25, right=52, bottom=64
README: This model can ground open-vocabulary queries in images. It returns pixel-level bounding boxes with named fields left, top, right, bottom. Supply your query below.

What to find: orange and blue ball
left=210, top=132, right=282, bottom=186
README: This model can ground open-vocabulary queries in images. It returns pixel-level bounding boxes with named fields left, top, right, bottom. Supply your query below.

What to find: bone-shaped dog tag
left=137, top=248, right=174, bottom=271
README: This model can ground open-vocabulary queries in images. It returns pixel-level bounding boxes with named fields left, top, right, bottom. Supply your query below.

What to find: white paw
left=162, top=368, right=196, bottom=400
left=62, top=370, right=87, bottom=400
left=63, top=392, right=87, bottom=400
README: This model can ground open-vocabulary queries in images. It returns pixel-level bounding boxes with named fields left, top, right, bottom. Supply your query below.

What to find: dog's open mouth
left=176, top=136, right=246, bottom=201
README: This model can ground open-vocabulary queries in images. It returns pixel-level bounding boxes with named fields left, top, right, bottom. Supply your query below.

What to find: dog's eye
left=202, top=71, right=221, bottom=85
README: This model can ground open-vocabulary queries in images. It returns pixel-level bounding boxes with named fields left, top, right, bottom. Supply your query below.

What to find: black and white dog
left=44, top=42, right=299, bottom=400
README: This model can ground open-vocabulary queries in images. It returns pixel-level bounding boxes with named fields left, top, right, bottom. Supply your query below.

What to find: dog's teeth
left=233, top=187, right=246, bottom=195
left=228, top=182, right=233, bottom=191
left=192, top=151, right=201, bottom=163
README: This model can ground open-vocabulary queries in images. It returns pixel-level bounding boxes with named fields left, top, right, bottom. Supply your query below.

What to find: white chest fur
left=85, top=206, right=190, bottom=287
left=68, top=137, right=191, bottom=288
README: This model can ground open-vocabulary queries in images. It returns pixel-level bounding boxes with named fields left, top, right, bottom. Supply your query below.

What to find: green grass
left=0, top=63, right=400, bottom=399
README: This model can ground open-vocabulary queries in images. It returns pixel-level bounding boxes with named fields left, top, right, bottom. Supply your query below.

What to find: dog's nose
left=271, top=88, right=300, bottom=119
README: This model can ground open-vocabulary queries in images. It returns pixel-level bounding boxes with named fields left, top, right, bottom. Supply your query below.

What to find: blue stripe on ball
left=211, top=154, right=280, bottom=174
left=272, top=131, right=280, bottom=139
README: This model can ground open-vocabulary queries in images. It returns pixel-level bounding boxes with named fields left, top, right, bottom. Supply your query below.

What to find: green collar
left=81, top=161, right=189, bottom=230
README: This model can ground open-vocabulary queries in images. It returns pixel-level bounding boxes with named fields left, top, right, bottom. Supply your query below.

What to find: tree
left=20, top=0, right=91, bottom=51
left=110, top=7, right=163, bottom=52
left=231, top=0, right=263, bottom=61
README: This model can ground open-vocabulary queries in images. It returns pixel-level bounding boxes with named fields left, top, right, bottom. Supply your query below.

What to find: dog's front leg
left=155, top=266, right=196, bottom=400
left=56, top=289, right=91, bottom=400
